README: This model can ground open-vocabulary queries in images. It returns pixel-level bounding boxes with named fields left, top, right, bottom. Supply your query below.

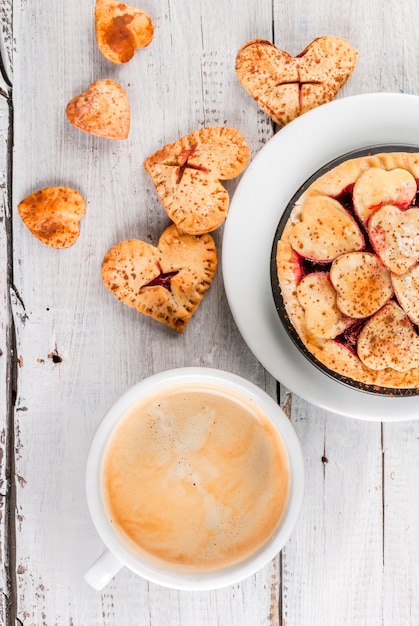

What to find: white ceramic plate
left=223, top=92, right=419, bottom=421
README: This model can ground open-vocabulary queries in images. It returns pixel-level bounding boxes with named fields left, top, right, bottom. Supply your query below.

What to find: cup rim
left=85, top=367, right=304, bottom=590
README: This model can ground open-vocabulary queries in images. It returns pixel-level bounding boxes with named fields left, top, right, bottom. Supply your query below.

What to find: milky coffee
left=102, top=383, right=290, bottom=571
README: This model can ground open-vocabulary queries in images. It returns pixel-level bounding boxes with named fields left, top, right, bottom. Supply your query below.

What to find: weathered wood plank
left=382, top=422, right=419, bottom=625
left=11, top=0, right=279, bottom=624
left=281, top=392, right=383, bottom=626
left=10, top=0, right=419, bottom=624
left=0, top=94, right=11, bottom=626
left=0, top=1, right=12, bottom=623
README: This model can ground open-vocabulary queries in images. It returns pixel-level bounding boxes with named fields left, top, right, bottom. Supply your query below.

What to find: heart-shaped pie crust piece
left=392, top=264, right=419, bottom=325
left=18, top=186, right=86, bottom=248
left=353, top=167, right=417, bottom=225
left=95, top=0, right=154, bottom=64
left=368, top=205, right=419, bottom=274
left=143, top=127, right=251, bottom=235
left=235, top=36, right=357, bottom=126
left=289, top=196, right=364, bottom=262
left=357, top=301, right=419, bottom=371
left=296, top=272, right=352, bottom=339
left=66, top=79, right=130, bottom=139
left=329, top=252, right=393, bottom=318
left=101, top=224, right=218, bottom=332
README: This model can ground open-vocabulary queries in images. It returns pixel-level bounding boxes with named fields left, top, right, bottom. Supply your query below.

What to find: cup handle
left=84, top=549, right=124, bottom=590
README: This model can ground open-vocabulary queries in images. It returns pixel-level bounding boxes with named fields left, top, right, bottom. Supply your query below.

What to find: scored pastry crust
left=275, top=151, right=419, bottom=390
left=102, top=224, right=218, bottom=333
left=144, top=127, right=251, bottom=235
left=235, top=37, right=358, bottom=126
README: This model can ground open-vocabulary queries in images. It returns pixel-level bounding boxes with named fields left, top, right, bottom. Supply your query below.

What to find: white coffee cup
left=84, top=367, right=304, bottom=591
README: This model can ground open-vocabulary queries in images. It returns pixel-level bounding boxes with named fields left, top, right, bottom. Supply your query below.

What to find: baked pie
left=101, top=224, right=217, bottom=333
left=273, top=149, right=419, bottom=394
left=144, top=127, right=251, bottom=235
left=18, top=186, right=86, bottom=248
left=95, top=0, right=154, bottom=64
left=235, top=37, right=358, bottom=127
left=66, top=79, right=130, bottom=139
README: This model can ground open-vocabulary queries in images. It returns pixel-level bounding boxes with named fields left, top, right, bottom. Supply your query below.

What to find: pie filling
left=275, top=151, right=419, bottom=389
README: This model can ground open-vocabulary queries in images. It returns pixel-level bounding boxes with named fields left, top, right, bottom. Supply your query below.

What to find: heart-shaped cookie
left=368, top=205, right=419, bottom=274
left=296, top=272, right=352, bottom=338
left=235, top=36, right=357, bottom=126
left=353, top=167, right=417, bottom=225
left=143, top=127, right=251, bottom=235
left=66, top=79, right=130, bottom=139
left=289, top=196, right=364, bottom=262
left=357, top=301, right=419, bottom=371
left=95, top=0, right=154, bottom=64
left=18, top=186, right=86, bottom=248
left=101, top=224, right=218, bottom=332
left=329, top=252, right=393, bottom=318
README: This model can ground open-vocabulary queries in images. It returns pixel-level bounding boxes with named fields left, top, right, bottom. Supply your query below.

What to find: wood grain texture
left=11, top=0, right=278, bottom=624
left=382, top=422, right=419, bottom=625
left=6, top=0, right=419, bottom=624
left=0, top=1, right=12, bottom=623
left=0, top=94, right=10, bottom=626
left=281, top=390, right=384, bottom=626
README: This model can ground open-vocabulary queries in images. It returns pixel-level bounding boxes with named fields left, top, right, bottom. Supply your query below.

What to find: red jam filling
left=145, top=269, right=179, bottom=291
left=176, top=145, right=210, bottom=184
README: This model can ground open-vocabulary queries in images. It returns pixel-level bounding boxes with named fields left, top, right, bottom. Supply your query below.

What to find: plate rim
left=222, top=92, right=419, bottom=421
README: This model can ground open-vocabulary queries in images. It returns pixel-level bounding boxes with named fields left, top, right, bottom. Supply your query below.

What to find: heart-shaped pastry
left=329, top=252, right=393, bottom=318
left=357, top=301, right=419, bottom=371
left=66, top=79, right=130, bottom=139
left=368, top=205, right=419, bottom=274
left=18, top=186, right=86, bottom=248
left=392, top=264, right=419, bottom=325
left=95, top=0, right=154, bottom=64
left=353, top=167, right=417, bottom=225
left=144, top=127, right=251, bottom=235
left=296, top=272, right=352, bottom=338
left=101, top=224, right=218, bottom=332
left=235, top=36, right=357, bottom=126
left=289, top=196, right=364, bottom=262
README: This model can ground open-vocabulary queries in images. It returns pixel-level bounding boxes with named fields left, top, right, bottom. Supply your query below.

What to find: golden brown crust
left=144, top=127, right=251, bottom=235
left=303, top=152, right=419, bottom=199
left=101, top=224, right=218, bottom=333
left=276, top=151, right=419, bottom=389
left=235, top=36, right=358, bottom=127
left=66, top=79, right=130, bottom=139
left=18, top=186, right=86, bottom=248
left=95, top=0, right=154, bottom=64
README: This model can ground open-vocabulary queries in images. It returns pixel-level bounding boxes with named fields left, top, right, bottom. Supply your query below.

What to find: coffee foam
left=102, top=383, right=289, bottom=572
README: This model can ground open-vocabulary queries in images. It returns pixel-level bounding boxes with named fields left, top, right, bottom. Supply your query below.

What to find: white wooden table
left=1, top=1, right=419, bottom=624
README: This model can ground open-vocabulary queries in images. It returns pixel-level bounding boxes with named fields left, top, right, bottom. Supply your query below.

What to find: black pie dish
left=270, top=144, right=419, bottom=397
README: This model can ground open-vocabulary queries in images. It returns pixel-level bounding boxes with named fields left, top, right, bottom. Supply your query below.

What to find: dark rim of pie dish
left=270, top=144, right=419, bottom=397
